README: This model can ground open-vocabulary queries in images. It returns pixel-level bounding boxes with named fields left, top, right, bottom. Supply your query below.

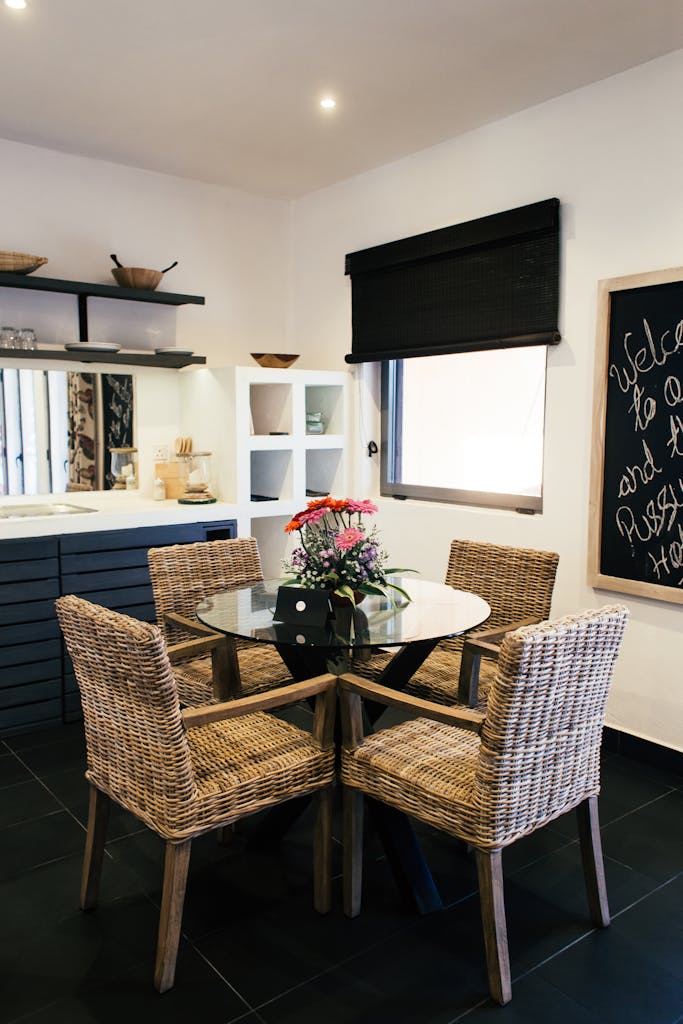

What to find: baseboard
left=602, top=727, right=683, bottom=776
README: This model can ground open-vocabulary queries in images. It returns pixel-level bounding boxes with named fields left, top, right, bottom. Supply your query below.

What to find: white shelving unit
left=179, top=365, right=350, bottom=576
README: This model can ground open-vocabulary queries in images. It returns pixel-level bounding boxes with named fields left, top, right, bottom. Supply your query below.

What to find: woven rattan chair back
left=443, top=539, right=559, bottom=654
left=56, top=594, right=197, bottom=834
left=148, top=537, right=264, bottom=647
left=475, top=604, right=629, bottom=848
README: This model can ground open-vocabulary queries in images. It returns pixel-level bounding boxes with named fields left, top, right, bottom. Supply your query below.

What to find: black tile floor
left=1, top=719, right=682, bottom=1024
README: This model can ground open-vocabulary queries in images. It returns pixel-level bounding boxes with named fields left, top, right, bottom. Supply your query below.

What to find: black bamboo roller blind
left=344, top=198, right=561, bottom=363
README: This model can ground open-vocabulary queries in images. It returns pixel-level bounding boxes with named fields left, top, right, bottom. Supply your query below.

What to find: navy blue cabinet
left=0, top=518, right=236, bottom=734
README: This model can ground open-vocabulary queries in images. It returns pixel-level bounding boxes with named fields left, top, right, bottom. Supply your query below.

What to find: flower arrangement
left=282, top=497, right=412, bottom=605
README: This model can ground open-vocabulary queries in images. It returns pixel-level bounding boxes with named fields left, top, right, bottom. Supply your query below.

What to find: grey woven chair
left=340, top=605, right=628, bottom=1005
left=56, top=594, right=336, bottom=993
left=148, top=537, right=292, bottom=707
left=400, top=539, right=560, bottom=708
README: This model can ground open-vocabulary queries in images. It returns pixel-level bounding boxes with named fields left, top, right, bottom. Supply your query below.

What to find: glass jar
left=178, top=451, right=216, bottom=504
left=110, top=447, right=138, bottom=489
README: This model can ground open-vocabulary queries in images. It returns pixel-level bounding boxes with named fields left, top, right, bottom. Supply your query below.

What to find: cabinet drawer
left=0, top=539, right=58, bottom=562
left=60, top=523, right=205, bottom=555
left=0, top=579, right=60, bottom=605
left=65, top=584, right=154, bottom=611
left=0, top=620, right=60, bottom=648
left=61, top=566, right=150, bottom=594
left=0, top=658, right=62, bottom=689
left=0, top=699, right=62, bottom=733
left=0, top=558, right=60, bottom=585
left=0, top=678, right=61, bottom=709
left=0, top=599, right=58, bottom=626
left=1, top=639, right=62, bottom=668
left=60, top=548, right=149, bottom=574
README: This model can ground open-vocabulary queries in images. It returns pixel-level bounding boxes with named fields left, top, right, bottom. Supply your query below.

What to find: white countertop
left=0, top=491, right=240, bottom=540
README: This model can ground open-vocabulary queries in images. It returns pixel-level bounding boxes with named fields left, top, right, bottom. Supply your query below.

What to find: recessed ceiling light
left=5, top=0, right=27, bottom=9
left=320, top=97, right=336, bottom=110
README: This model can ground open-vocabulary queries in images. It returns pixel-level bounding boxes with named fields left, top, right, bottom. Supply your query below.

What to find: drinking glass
left=17, top=328, right=37, bottom=350
left=0, top=326, right=17, bottom=349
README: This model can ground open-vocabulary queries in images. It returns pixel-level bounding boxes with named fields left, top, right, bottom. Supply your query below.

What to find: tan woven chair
left=400, top=539, right=560, bottom=708
left=340, top=605, right=629, bottom=1005
left=56, top=594, right=336, bottom=993
left=148, top=537, right=292, bottom=707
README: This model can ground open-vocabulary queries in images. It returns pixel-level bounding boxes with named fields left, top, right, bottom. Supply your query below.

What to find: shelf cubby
left=250, top=449, right=293, bottom=504
left=249, top=382, right=293, bottom=436
left=305, top=383, right=344, bottom=436
left=305, top=448, right=344, bottom=498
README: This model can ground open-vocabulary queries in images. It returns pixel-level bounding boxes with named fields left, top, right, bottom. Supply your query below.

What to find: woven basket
left=0, top=251, right=48, bottom=274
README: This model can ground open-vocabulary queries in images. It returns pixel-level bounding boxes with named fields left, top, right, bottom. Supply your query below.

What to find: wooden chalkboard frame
left=588, top=265, right=683, bottom=604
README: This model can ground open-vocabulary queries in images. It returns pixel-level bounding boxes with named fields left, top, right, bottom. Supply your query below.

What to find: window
left=0, top=369, right=68, bottom=496
left=381, top=347, right=547, bottom=511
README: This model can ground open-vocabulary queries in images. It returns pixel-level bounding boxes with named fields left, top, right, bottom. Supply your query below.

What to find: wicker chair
left=56, top=594, right=336, bottom=993
left=340, top=605, right=629, bottom=1005
left=148, top=537, right=292, bottom=707
left=400, top=539, right=560, bottom=708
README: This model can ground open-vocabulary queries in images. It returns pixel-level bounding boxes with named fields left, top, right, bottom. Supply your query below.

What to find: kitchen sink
left=0, top=503, right=97, bottom=519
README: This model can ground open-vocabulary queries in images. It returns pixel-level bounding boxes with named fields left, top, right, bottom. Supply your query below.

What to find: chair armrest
left=458, top=616, right=540, bottom=707
left=468, top=615, right=540, bottom=648
left=163, top=611, right=219, bottom=638
left=166, top=635, right=224, bottom=661
left=338, top=673, right=484, bottom=735
left=182, top=674, right=337, bottom=730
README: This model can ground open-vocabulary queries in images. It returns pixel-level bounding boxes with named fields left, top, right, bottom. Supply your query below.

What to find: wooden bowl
left=251, top=353, right=300, bottom=369
left=0, top=251, right=48, bottom=275
left=112, top=267, right=163, bottom=290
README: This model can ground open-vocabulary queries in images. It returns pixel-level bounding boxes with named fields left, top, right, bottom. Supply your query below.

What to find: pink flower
left=346, top=499, right=378, bottom=515
left=335, top=527, right=364, bottom=551
left=297, top=507, right=327, bottom=526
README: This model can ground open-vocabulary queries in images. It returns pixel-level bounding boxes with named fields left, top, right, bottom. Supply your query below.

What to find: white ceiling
left=1, top=0, right=682, bottom=199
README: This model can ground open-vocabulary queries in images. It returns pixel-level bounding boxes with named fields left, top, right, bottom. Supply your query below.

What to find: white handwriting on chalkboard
left=616, top=478, right=683, bottom=544
left=609, top=318, right=683, bottom=393
left=647, top=523, right=683, bottom=585
left=618, top=439, right=662, bottom=497
left=629, top=383, right=656, bottom=432
left=668, top=414, right=683, bottom=458
left=664, top=375, right=683, bottom=407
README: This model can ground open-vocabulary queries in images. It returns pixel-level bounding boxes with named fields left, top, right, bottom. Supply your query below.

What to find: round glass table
left=196, top=575, right=491, bottom=690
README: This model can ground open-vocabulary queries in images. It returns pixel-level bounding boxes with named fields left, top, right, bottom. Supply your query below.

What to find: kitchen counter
left=0, top=491, right=240, bottom=540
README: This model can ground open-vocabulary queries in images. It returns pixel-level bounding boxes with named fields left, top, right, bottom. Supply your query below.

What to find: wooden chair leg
left=154, top=839, right=192, bottom=994
left=576, top=795, right=610, bottom=927
left=476, top=849, right=512, bottom=1005
left=343, top=786, right=364, bottom=918
left=313, top=787, right=333, bottom=914
left=80, top=785, right=111, bottom=910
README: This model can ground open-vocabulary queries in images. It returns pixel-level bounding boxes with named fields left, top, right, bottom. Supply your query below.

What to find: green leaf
left=384, top=567, right=418, bottom=575
left=357, top=583, right=385, bottom=596
left=336, top=584, right=357, bottom=602
left=386, top=581, right=412, bottom=602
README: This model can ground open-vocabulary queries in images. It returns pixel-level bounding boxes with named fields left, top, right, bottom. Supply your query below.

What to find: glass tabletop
left=196, top=576, right=490, bottom=650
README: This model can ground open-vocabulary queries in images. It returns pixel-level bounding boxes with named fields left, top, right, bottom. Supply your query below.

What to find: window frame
left=380, top=357, right=546, bottom=513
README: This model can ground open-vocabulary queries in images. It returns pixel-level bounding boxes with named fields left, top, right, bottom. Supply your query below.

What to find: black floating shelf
left=0, top=271, right=205, bottom=306
left=3, top=348, right=206, bottom=369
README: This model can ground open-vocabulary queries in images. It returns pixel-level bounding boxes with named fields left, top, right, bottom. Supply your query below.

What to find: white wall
left=0, top=137, right=289, bottom=364
left=287, top=50, right=683, bottom=751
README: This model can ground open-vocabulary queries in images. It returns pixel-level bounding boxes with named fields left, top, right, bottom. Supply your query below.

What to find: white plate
left=64, top=342, right=121, bottom=353
left=154, top=347, right=194, bottom=356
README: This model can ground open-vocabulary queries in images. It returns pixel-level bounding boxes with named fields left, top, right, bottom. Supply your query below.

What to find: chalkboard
left=589, top=266, right=683, bottom=604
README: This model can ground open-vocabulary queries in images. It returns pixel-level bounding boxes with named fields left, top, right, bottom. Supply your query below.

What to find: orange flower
left=328, top=498, right=349, bottom=511
left=306, top=497, right=330, bottom=511
left=284, top=518, right=302, bottom=533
